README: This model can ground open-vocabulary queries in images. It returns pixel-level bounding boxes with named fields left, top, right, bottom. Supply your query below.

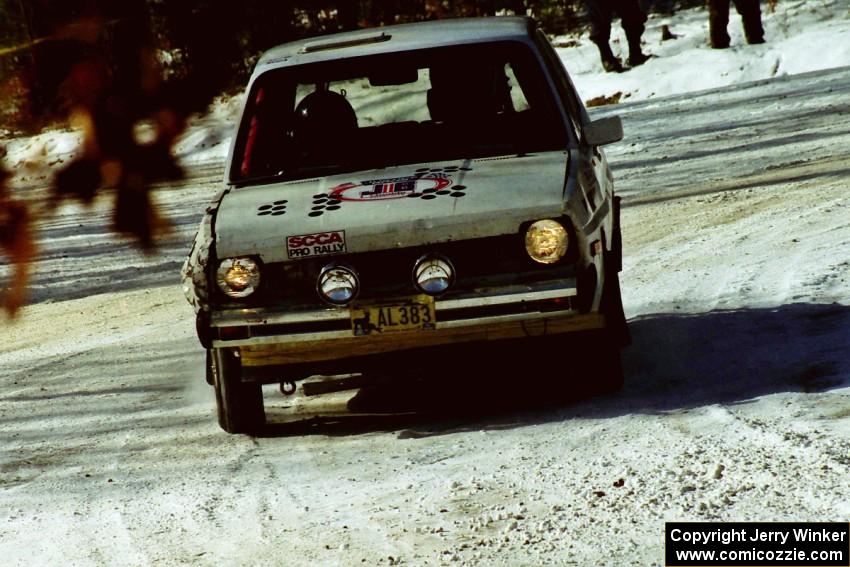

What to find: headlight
left=413, top=254, right=455, bottom=295
left=317, top=263, right=359, bottom=306
left=525, top=219, right=568, bottom=264
left=216, top=257, right=261, bottom=298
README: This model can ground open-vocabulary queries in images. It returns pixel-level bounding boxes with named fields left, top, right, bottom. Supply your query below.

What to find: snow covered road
left=1, top=66, right=849, bottom=566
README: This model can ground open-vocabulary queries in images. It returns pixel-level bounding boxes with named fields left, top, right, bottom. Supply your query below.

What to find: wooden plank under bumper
left=239, top=312, right=606, bottom=367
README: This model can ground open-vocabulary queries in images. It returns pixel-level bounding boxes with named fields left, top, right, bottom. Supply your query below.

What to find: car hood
left=214, top=151, right=568, bottom=263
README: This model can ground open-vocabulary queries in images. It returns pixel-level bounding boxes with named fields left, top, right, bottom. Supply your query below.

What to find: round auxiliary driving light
left=317, top=263, right=359, bottom=306
left=525, top=219, right=568, bottom=264
left=413, top=254, right=455, bottom=296
left=216, top=257, right=261, bottom=298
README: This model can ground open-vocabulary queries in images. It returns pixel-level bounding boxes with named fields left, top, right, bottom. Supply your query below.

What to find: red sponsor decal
left=329, top=173, right=452, bottom=201
left=287, top=230, right=346, bottom=258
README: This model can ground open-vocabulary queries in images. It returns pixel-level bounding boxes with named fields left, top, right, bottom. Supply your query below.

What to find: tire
left=205, top=349, right=214, bottom=385
left=550, top=330, right=622, bottom=399
left=594, top=339, right=624, bottom=395
left=571, top=329, right=624, bottom=396
left=211, top=348, right=265, bottom=434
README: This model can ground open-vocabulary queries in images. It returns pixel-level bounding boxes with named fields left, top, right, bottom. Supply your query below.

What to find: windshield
left=231, top=41, right=565, bottom=184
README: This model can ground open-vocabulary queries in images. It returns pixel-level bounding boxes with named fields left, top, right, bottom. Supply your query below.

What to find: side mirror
left=584, top=115, right=623, bottom=146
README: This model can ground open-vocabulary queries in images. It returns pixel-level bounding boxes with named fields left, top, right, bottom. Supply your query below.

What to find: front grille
left=219, top=234, right=576, bottom=309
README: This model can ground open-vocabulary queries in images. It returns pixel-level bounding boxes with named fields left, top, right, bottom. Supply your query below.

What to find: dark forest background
left=0, top=0, right=697, bottom=133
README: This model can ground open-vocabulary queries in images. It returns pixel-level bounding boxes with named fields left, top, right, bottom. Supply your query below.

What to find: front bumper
left=210, top=278, right=605, bottom=368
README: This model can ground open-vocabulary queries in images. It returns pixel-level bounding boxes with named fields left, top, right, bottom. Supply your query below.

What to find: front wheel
left=573, top=329, right=624, bottom=396
left=210, top=348, right=265, bottom=434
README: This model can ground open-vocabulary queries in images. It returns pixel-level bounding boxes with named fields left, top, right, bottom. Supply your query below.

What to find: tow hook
left=280, top=381, right=297, bottom=396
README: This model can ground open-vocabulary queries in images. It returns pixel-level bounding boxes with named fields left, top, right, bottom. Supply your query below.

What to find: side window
left=534, top=30, right=584, bottom=143
left=504, top=63, right=530, bottom=112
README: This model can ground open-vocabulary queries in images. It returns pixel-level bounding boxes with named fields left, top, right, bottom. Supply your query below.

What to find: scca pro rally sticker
left=287, top=230, right=346, bottom=259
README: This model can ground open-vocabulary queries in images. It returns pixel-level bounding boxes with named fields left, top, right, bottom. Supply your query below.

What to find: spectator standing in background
left=707, top=0, right=765, bottom=48
left=585, top=0, right=651, bottom=73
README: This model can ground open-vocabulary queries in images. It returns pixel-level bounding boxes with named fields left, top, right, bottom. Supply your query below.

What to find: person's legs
left=586, top=0, right=624, bottom=72
left=707, top=0, right=732, bottom=48
left=734, top=0, right=765, bottom=43
left=617, top=0, right=650, bottom=66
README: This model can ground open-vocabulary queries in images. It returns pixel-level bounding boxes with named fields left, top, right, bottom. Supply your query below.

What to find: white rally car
left=182, top=17, right=628, bottom=433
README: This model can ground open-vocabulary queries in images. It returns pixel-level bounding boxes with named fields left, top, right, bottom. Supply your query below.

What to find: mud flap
left=611, top=195, right=623, bottom=273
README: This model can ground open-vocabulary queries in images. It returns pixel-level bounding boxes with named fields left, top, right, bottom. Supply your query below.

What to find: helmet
left=291, top=89, right=357, bottom=152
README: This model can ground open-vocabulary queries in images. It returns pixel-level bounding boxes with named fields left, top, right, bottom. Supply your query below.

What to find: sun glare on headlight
left=217, top=257, right=261, bottom=298
left=525, top=219, right=568, bottom=264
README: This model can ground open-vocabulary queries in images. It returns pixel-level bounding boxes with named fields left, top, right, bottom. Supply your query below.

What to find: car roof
left=254, top=16, right=536, bottom=74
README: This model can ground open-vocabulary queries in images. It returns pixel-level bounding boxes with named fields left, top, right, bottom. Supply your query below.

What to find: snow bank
left=557, top=0, right=850, bottom=103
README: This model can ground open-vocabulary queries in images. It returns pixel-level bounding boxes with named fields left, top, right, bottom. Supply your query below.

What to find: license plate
left=350, top=296, right=436, bottom=336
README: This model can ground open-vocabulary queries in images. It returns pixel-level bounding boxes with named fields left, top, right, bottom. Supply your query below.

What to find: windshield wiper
left=232, top=171, right=287, bottom=188
left=233, top=163, right=347, bottom=188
